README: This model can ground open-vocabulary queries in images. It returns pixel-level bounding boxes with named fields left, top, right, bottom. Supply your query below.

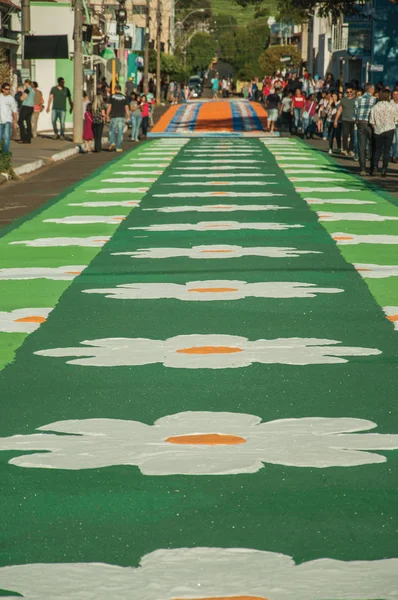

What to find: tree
left=185, top=32, right=217, bottom=72
left=258, top=44, right=302, bottom=75
left=219, top=31, right=237, bottom=64
left=236, top=0, right=361, bottom=23
left=233, top=18, right=270, bottom=73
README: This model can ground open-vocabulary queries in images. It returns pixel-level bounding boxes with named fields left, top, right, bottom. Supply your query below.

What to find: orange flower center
left=387, top=315, right=398, bottom=322
left=333, top=235, right=353, bottom=241
left=210, top=182, right=229, bottom=185
left=165, top=433, right=246, bottom=445
left=177, top=346, right=242, bottom=355
left=66, top=271, right=82, bottom=275
left=15, top=316, right=46, bottom=323
left=211, top=192, right=229, bottom=196
left=188, top=287, right=238, bottom=293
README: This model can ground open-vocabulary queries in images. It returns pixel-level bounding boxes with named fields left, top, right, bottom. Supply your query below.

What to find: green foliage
left=0, top=49, right=12, bottom=87
left=217, top=17, right=270, bottom=76
left=235, top=65, right=257, bottom=81
left=185, top=32, right=217, bottom=72
left=258, top=44, right=302, bottom=75
left=238, top=0, right=360, bottom=23
left=0, top=143, right=16, bottom=180
left=148, top=51, right=188, bottom=81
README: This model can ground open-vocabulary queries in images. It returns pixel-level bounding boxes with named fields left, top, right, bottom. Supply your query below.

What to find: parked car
left=188, top=76, right=202, bottom=98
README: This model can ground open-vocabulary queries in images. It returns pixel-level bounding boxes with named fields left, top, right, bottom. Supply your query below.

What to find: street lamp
left=176, top=8, right=205, bottom=28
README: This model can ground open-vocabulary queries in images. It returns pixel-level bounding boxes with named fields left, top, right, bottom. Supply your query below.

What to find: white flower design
left=0, top=266, right=86, bottom=280
left=318, top=212, right=398, bottom=222
left=86, top=187, right=149, bottom=194
left=144, top=204, right=289, bottom=213
left=354, top=264, right=398, bottom=278
left=123, top=162, right=169, bottom=167
left=10, top=237, right=110, bottom=247
left=0, top=308, right=52, bottom=333
left=153, top=192, right=285, bottom=198
left=129, top=221, right=302, bottom=232
left=114, top=170, right=163, bottom=175
left=275, top=156, right=313, bottom=161
left=171, top=173, right=276, bottom=178
left=0, top=548, right=396, bottom=600
left=332, top=233, right=398, bottom=245
left=289, top=177, right=345, bottom=183
left=162, top=181, right=276, bottom=186
left=285, top=169, right=339, bottom=174
left=185, top=149, right=261, bottom=153
left=383, top=306, right=398, bottom=330
left=101, top=177, right=156, bottom=183
left=1, top=412, right=397, bottom=473
left=175, top=166, right=259, bottom=170
left=295, top=187, right=355, bottom=192
left=305, top=197, right=375, bottom=205
left=181, top=159, right=263, bottom=163
left=83, top=280, right=343, bottom=302
left=68, top=201, right=140, bottom=208
left=43, top=216, right=126, bottom=225
left=113, top=245, right=320, bottom=260
left=35, top=335, right=381, bottom=368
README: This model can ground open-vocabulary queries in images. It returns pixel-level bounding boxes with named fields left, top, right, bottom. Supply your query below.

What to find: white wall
left=30, top=3, right=74, bottom=132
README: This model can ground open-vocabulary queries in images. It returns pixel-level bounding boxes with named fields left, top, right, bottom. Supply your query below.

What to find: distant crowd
left=244, top=72, right=398, bottom=178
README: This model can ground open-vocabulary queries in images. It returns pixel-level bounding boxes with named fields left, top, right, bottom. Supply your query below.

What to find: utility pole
left=156, top=0, right=161, bottom=105
left=143, top=0, right=150, bottom=93
left=73, top=0, right=83, bottom=144
left=21, top=0, right=31, bottom=74
left=116, top=0, right=127, bottom=88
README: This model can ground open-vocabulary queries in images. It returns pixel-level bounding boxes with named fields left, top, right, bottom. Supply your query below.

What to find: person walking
left=369, top=89, right=396, bottom=177
left=0, top=82, right=18, bottom=154
left=32, top=82, right=44, bottom=138
left=92, top=94, right=106, bottom=152
left=82, top=103, right=94, bottom=153
left=327, top=92, right=342, bottom=154
left=211, top=74, right=219, bottom=100
left=291, top=88, right=305, bottom=132
left=107, top=84, right=129, bottom=152
left=129, top=93, right=142, bottom=142
left=334, top=84, right=356, bottom=156
left=354, top=82, right=376, bottom=176
left=265, top=89, right=280, bottom=134
left=391, top=88, right=398, bottom=163
left=46, top=77, right=73, bottom=140
left=301, top=93, right=317, bottom=139
left=19, top=79, right=35, bottom=144
left=279, top=91, right=293, bottom=132
left=140, top=94, right=150, bottom=139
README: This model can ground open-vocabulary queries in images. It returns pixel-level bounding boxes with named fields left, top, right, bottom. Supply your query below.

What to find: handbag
left=302, top=102, right=315, bottom=120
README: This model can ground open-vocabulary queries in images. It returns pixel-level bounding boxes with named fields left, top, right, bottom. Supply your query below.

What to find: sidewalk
left=303, top=136, right=398, bottom=200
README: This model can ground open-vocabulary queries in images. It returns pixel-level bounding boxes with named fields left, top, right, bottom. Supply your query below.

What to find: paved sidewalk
left=8, top=134, right=79, bottom=176
left=303, top=136, right=398, bottom=200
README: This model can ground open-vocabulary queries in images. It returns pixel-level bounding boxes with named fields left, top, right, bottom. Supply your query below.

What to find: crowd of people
left=252, top=73, right=398, bottom=177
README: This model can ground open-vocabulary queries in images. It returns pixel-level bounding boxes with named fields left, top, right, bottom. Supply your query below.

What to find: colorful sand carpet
left=150, top=100, right=270, bottom=136
left=0, top=137, right=398, bottom=598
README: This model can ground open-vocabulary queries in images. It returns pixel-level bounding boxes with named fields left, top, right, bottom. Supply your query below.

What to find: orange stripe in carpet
left=195, top=101, right=234, bottom=132
left=151, top=104, right=182, bottom=133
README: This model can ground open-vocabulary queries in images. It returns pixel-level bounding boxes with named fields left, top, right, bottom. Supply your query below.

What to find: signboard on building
left=347, top=21, right=372, bottom=56
left=369, top=64, right=384, bottom=72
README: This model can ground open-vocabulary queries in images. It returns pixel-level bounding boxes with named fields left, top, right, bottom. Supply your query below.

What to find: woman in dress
left=82, top=102, right=94, bottom=153
left=326, top=92, right=341, bottom=154
left=140, top=94, right=150, bottom=139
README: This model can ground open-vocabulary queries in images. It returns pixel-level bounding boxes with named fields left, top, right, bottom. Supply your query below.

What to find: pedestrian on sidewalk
left=140, top=94, right=150, bottom=139
left=32, top=82, right=44, bottom=138
left=369, top=89, right=396, bottom=177
left=279, top=91, right=293, bottom=132
left=92, top=94, right=106, bottom=152
left=0, top=82, right=18, bottom=154
left=265, top=89, right=280, bottom=134
left=291, top=88, right=305, bottom=132
left=47, top=77, right=73, bottom=140
left=129, top=93, right=142, bottom=142
left=301, top=93, right=317, bottom=139
left=326, top=92, right=342, bottom=154
left=391, top=88, right=398, bottom=163
left=107, top=84, right=129, bottom=152
left=354, top=82, right=376, bottom=175
left=82, top=103, right=94, bottom=153
left=334, top=84, right=356, bottom=156
left=19, top=79, right=35, bottom=144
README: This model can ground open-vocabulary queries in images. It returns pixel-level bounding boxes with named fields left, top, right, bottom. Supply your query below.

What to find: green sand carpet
left=0, top=138, right=397, bottom=598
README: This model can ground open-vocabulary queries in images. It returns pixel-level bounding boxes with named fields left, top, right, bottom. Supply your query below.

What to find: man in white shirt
left=0, top=82, right=18, bottom=154
left=391, top=88, right=398, bottom=163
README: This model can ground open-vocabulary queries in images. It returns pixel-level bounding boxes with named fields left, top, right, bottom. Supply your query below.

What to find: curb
left=13, top=146, right=79, bottom=179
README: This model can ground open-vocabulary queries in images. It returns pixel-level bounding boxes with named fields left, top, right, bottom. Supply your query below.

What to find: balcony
left=332, top=23, right=348, bottom=51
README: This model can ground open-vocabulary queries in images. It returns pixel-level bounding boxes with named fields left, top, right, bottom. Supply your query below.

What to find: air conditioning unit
left=11, top=13, right=22, bottom=32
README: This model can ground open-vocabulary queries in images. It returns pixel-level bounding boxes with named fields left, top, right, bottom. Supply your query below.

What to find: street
left=0, top=101, right=398, bottom=597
